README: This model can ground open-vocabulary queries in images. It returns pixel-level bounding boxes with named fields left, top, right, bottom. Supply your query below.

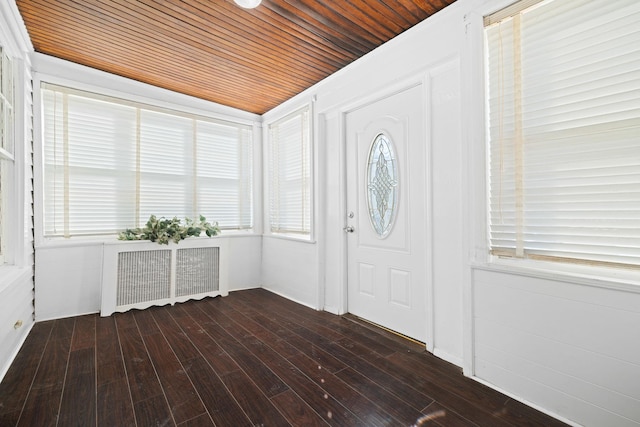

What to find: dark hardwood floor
left=0, top=288, right=568, bottom=426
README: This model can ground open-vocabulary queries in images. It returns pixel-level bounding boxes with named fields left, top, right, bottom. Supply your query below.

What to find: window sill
left=264, top=233, right=316, bottom=244
left=471, top=258, right=640, bottom=294
left=35, top=230, right=259, bottom=250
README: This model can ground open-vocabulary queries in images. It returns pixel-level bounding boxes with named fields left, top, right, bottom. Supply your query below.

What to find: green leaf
left=117, top=214, right=221, bottom=245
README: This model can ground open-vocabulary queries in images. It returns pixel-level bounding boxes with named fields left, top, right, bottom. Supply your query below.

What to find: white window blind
left=268, top=106, right=311, bottom=235
left=197, top=120, right=253, bottom=229
left=485, top=0, right=640, bottom=269
left=139, top=110, right=193, bottom=221
left=42, top=84, right=253, bottom=237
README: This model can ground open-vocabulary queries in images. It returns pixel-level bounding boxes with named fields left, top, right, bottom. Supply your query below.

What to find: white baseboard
left=260, top=286, right=319, bottom=310
left=227, top=284, right=262, bottom=292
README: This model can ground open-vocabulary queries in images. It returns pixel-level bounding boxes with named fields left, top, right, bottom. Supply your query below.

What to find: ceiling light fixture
left=234, top=0, right=261, bottom=8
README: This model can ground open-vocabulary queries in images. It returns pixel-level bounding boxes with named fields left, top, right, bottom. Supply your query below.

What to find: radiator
left=101, top=239, right=227, bottom=316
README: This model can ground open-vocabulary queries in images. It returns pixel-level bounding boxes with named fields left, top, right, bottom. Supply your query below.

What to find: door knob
left=344, top=226, right=355, bottom=233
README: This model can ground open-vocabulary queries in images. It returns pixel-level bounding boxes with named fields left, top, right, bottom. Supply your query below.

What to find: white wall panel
left=430, top=59, right=463, bottom=366
left=225, top=236, right=262, bottom=290
left=319, top=111, right=346, bottom=315
left=35, top=244, right=104, bottom=320
left=473, top=268, right=640, bottom=426
left=476, top=317, right=640, bottom=402
left=261, top=237, right=318, bottom=309
left=0, top=270, right=33, bottom=380
left=474, top=273, right=640, bottom=364
left=475, top=328, right=640, bottom=423
left=476, top=354, right=637, bottom=427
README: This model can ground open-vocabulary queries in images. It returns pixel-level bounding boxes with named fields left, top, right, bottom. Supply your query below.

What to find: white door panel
left=345, top=85, right=428, bottom=342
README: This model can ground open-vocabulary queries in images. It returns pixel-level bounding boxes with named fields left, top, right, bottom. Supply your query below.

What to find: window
left=42, top=84, right=253, bottom=238
left=485, top=0, right=640, bottom=269
left=0, top=46, right=14, bottom=264
left=268, top=106, right=311, bottom=236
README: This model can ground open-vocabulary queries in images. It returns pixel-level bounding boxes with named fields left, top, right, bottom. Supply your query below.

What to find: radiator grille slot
left=176, top=247, right=220, bottom=297
left=117, top=250, right=172, bottom=306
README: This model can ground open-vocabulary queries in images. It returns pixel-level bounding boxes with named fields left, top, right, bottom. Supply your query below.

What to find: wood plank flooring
left=0, top=288, right=568, bottom=426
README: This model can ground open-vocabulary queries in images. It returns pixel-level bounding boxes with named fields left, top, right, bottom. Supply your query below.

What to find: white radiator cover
left=101, top=238, right=228, bottom=316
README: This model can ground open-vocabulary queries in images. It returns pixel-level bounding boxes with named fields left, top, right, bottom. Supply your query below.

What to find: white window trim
left=0, top=0, right=32, bottom=284
left=0, top=53, right=27, bottom=273
left=485, top=0, right=640, bottom=271
left=32, top=69, right=263, bottom=247
left=263, top=100, right=316, bottom=243
left=462, top=5, right=640, bottom=291
left=474, top=256, right=640, bottom=293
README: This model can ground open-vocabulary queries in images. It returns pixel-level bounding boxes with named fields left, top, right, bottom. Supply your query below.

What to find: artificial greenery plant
left=118, top=215, right=220, bottom=245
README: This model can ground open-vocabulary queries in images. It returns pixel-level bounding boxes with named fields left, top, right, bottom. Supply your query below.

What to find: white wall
left=429, top=60, right=464, bottom=366
left=34, top=243, right=103, bottom=320
left=261, top=237, right=319, bottom=309
left=226, top=236, right=263, bottom=291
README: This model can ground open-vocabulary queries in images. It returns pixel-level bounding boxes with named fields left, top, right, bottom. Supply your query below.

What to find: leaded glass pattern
left=366, top=133, right=398, bottom=237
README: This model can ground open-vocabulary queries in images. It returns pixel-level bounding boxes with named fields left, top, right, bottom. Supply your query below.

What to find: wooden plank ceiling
left=17, top=0, right=456, bottom=114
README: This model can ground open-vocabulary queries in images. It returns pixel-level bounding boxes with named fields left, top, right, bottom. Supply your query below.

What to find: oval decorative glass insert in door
left=366, top=132, right=398, bottom=237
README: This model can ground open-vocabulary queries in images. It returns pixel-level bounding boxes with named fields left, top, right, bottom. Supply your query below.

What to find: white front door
left=345, top=84, right=428, bottom=343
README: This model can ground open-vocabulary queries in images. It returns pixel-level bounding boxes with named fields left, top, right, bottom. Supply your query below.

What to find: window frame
left=265, top=103, right=314, bottom=242
left=0, top=44, right=17, bottom=267
left=478, top=0, right=640, bottom=283
left=34, top=75, right=260, bottom=245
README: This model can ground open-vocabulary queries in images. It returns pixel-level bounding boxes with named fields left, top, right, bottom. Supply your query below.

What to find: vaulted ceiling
left=16, top=0, right=456, bottom=114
